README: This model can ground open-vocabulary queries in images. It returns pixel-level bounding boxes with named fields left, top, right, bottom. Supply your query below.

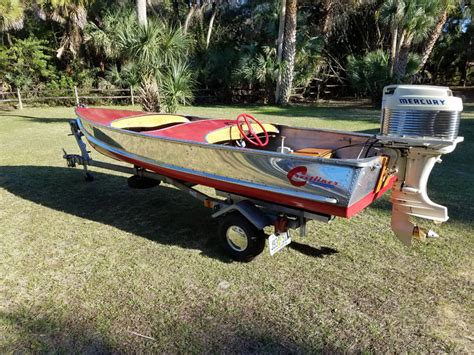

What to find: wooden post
left=130, top=86, right=135, bottom=106
left=74, top=86, right=79, bottom=105
left=17, top=88, right=23, bottom=110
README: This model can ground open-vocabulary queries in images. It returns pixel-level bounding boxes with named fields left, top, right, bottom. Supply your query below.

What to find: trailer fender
left=212, top=200, right=273, bottom=230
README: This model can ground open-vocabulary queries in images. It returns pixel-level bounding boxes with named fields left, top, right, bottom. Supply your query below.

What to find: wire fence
left=0, top=86, right=137, bottom=109
left=0, top=84, right=342, bottom=109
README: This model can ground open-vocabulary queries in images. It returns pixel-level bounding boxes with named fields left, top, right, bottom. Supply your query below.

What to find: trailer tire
left=218, top=213, right=265, bottom=262
left=127, top=175, right=160, bottom=189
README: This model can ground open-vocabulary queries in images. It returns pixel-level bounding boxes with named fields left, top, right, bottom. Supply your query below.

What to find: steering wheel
left=236, top=113, right=269, bottom=147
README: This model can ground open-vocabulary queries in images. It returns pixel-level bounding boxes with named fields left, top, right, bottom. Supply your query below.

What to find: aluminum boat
left=75, top=106, right=395, bottom=218
left=68, top=85, right=463, bottom=260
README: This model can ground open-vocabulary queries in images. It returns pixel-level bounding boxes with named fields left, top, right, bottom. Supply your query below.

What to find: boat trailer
left=63, top=119, right=332, bottom=261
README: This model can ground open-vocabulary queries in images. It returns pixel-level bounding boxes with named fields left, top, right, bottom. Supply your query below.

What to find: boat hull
left=77, top=117, right=392, bottom=218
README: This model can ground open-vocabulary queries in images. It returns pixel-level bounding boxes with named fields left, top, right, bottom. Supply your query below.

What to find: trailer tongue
left=63, top=85, right=463, bottom=261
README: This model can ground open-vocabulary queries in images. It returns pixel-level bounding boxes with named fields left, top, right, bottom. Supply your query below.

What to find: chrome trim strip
left=381, top=109, right=460, bottom=140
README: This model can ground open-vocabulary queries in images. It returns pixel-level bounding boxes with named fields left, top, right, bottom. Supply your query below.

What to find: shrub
left=160, top=60, right=195, bottom=114
left=347, top=50, right=421, bottom=104
left=347, top=50, right=391, bottom=103
left=0, top=36, right=56, bottom=90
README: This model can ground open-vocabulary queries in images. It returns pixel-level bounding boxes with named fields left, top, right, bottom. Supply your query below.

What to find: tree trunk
left=274, top=0, right=286, bottom=102
left=394, top=36, right=412, bottom=81
left=389, top=25, right=398, bottom=77
left=172, top=0, right=181, bottom=26
left=277, top=0, right=297, bottom=105
left=392, top=28, right=406, bottom=81
left=184, top=3, right=196, bottom=34
left=6, top=32, right=12, bottom=46
left=417, top=10, right=448, bottom=71
left=206, top=2, right=217, bottom=49
left=322, top=0, right=333, bottom=38
left=459, top=58, right=468, bottom=86
left=136, top=0, right=147, bottom=27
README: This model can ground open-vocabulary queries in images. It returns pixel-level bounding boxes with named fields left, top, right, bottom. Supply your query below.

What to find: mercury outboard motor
left=378, top=85, right=463, bottom=245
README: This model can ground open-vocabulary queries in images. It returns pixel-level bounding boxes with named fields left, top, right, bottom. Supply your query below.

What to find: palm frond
left=0, top=0, right=24, bottom=31
left=160, top=59, right=195, bottom=113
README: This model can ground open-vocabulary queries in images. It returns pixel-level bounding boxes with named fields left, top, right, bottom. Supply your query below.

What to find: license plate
left=269, top=232, right=291, bottom=256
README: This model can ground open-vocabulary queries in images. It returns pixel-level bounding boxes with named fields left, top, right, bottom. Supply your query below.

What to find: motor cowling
left=377, top=85, right=463, bottom=245
left=381, top=85, right=462, bottom=140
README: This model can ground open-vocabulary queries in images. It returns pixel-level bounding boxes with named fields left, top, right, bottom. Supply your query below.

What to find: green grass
left=0, top=104, right=473, bottom=353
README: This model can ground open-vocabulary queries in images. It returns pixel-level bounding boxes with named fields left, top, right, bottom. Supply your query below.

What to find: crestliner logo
left=399, top=98, right=445, bottom=105
left=287, top=166, right=338, bottom=188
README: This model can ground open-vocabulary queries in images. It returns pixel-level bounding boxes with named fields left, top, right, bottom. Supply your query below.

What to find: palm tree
left=119, top=19, right=193, bottom=112
left=120, top=22, right=191, bottom=77
left=86, top=9, right=194, bottom=112
left=85, top=9, right=136, bottom=62
left=205, top=1, right=218, bottom=49
left=277, top=0, right=297, bottom=105
left=35, top=0, right=89, bottom=59
left=274, top=0, right=286, bottom=102
left=417, top=0, right=460, bottom=71
left=183, top=0, right=222, bottom=49
left=378, top=0, right=405, bottom=76
left=136, top=0, right=147, bottom=27
left=378, top=0, right=439, bottom=80
left=0, top=0, right=24, bottom=45
left=235, top=46, right=279, bottom=103
left=184, top=0, right=198, bottom=34
left=161, top=60, right=195, bottom=113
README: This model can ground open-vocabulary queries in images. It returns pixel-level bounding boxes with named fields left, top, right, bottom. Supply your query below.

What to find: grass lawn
left=1, top=104, right=473, bottom=353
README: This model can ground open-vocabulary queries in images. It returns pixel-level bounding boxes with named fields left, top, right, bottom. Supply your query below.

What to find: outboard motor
left=378, top=85, right=463, bottom=245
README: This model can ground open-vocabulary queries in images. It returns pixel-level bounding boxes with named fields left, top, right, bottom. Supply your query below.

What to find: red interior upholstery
left=144, top=119, right=236, bottom=143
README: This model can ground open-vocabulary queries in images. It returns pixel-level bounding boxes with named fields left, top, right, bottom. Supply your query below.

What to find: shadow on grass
left=0, top=165, right=227, bottom=262
left=0, top=165, right=337, bottom=261
left=289, top=242, right=338, bottom=258
left=0, top=306, right=343, bottom=353
left=26, top=117, right=73, bottom=124
left=0, top=113, right=73, bottom=123
left=0, top=309, right=114, bottom=353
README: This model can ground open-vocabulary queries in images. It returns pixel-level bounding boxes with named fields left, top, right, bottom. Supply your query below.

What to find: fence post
left=17, top=88, right=23, bottom=110
left=130, top=86, right=135, bottom=106
left=74, top=86, right=79, bottom=105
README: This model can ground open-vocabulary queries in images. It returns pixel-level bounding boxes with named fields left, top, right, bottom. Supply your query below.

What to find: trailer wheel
left=127, top=175, right=160, bottom=189
left=218, top=213, right=265, bottom=262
